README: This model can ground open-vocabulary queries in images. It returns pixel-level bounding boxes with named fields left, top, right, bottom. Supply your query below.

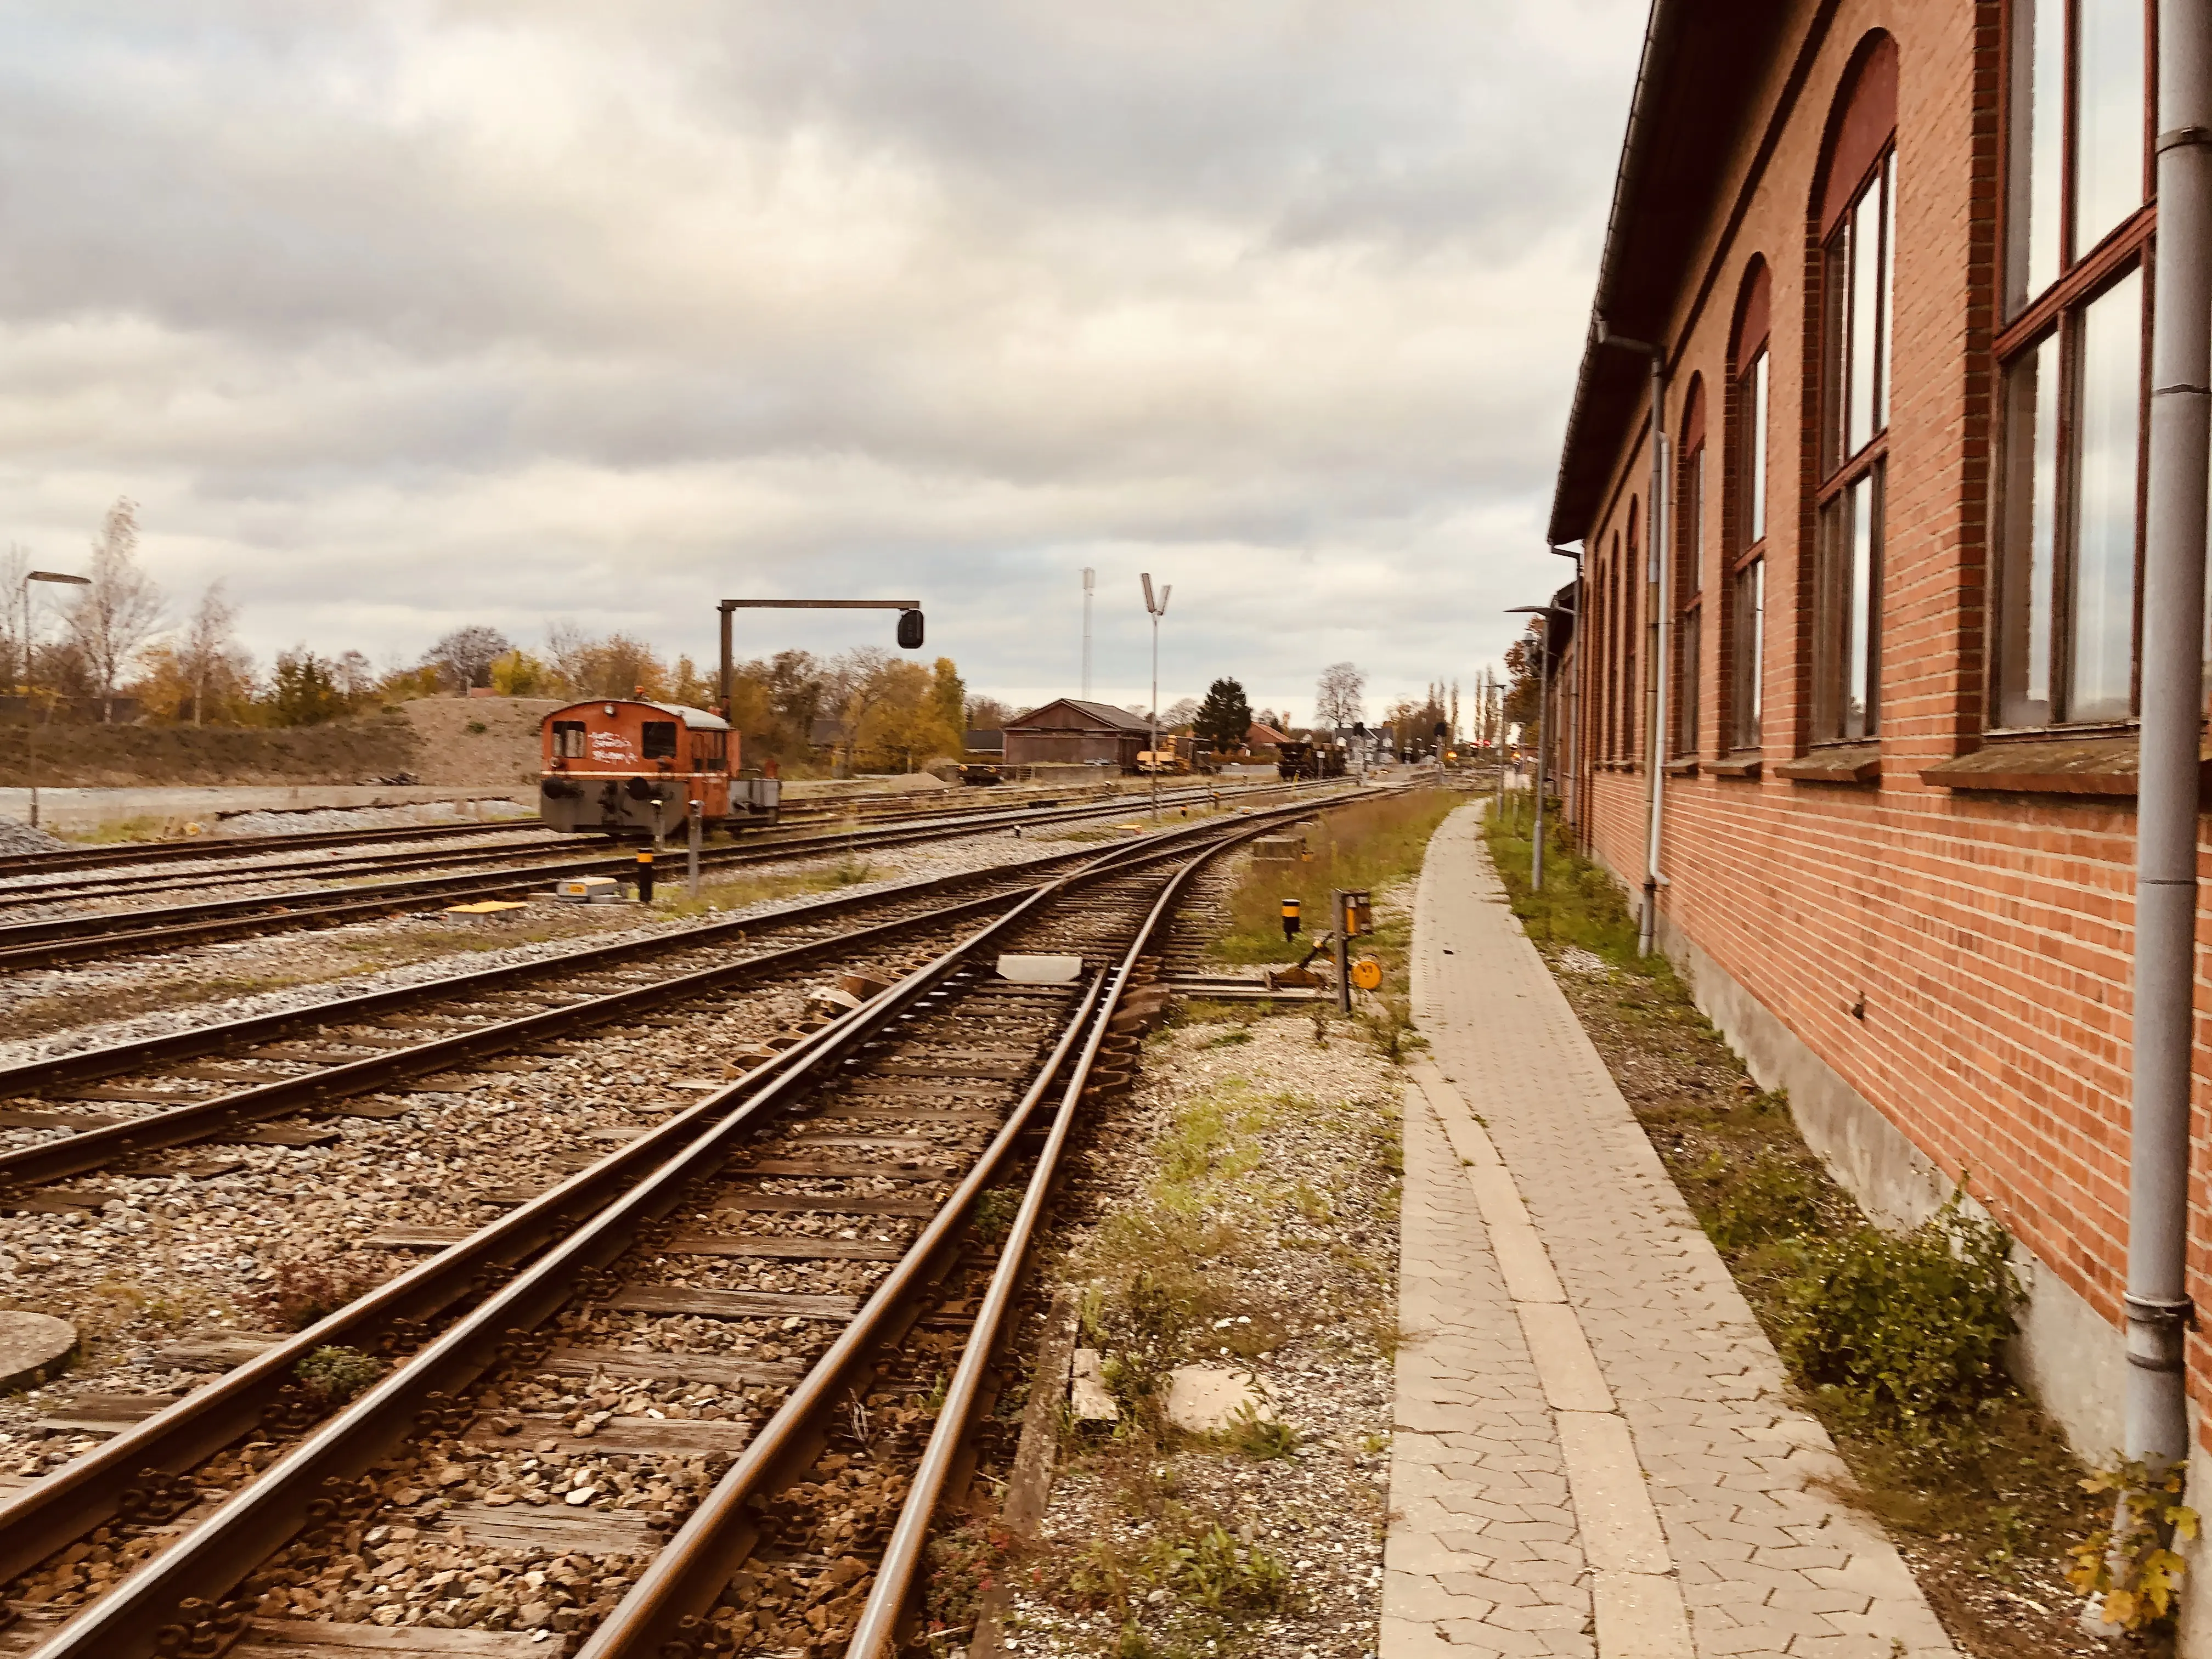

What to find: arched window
left=1726, top=259, right=1771, bottom=751
left=1623, top=498, right=1641, bottom=767
left=1675, top=376, right=1707, bottom=755
left=1812, top=32, right=1897, bottom=745
left=1996, top=0, right=2153, bottom=728
left=1605, top=531, right=1621, bottom=761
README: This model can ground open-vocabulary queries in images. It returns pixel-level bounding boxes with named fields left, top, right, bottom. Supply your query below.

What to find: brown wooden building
left=1000, top=698, right=1152, bottom=770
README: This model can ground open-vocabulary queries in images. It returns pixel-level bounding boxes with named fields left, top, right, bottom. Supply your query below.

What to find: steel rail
left=0, top=994, right=863, bottom=1588
left=0, top=796, right=1340, bottom=1599
left=585, top=807, right=1254, bottom=1659
left=0, top=784, right=1355, bottom=1108
left=0, top=836, right=1116, bottom=1104
left=0, top=877, right=1030, bottom=1190
left=19, top=806, right=1260, bottom=1659
left=0, top=780, right=1312, bottom=970
left=0, top=817, right=554, bottom=879
left=0, top=791, right=1101, bottom=907
left=838, top=856, right=1197, bottom=1659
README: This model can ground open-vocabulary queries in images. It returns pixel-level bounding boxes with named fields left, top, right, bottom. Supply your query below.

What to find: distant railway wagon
left=539, top=699, right=781, bottom=836
left=1276, top=740, right=1344, bottom=781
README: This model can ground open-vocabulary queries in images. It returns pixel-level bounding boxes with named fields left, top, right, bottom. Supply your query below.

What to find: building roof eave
left=1546, top=0, right=1793, bottom=547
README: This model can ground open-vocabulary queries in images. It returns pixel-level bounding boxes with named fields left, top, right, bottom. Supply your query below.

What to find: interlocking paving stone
left=1383, top=805, right=1956, bottom=1658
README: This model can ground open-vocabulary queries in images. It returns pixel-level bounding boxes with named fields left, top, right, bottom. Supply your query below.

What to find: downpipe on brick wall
left=1550, top=543, right=1584, bottom=842
left=2119, top=0, right=2212, bottom=1594
left=1597, top=322, right=1668, bottom=955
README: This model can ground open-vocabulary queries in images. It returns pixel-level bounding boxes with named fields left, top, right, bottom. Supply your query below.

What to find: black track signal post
left=716, top=599, right=926, bottom=720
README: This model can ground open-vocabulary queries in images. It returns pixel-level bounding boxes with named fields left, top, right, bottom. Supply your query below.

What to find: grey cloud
left=0, top=0, right=1642, bottom=711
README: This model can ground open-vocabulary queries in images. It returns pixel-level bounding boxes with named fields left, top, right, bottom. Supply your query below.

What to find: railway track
left=0, top=788, right=1124, bottom=911
left=0, top=792, right=1336, bottom=1658
left=0, top=781, right=1321, bottom=972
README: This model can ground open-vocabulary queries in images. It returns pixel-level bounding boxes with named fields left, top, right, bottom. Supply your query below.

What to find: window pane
left=2076, top=0, right=2147, bottom=256
left=1998, top=336, right=2061, bottom=725
left=1848, top=188, right=1879, bottom=455
left=2069, top=268, right=2142, bottom=721
left=1847, top=468, right=1880, bottom=739
left=1747, top=352, right=1769, bottom=544
left=1679, top=610, right=1701, bottom=753
left=1877, top=153, right=1895, bottom=432
left=1688, top=447, right=1705, bottom=577
left=2010, top=0, right=2065, bottom=309
left=1734, top=557, right=1764, bottom=747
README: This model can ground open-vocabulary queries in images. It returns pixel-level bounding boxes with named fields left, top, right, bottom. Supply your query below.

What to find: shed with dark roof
left=1002, top=698, right=1154, bottom=770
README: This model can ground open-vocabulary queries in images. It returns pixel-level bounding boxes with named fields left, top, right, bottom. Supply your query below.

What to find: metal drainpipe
left=1641, top=352, right=1669, bottom=957
left=2124, top=0, right=2212, bottom=1485
left=1551, top=544, right=1586, bottom=842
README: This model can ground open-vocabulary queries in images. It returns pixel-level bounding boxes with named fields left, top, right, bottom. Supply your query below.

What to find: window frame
left=1674, top=381, right=1707, bottom=759
left=1812, top=145, right=1895, bottom=747
left=1728, top=340, right=1770, bottom=754
left=641, top=719, right=681, bottom=760
left=1992, top=256, right=2152, bottom=730
left=1623, top=498, right=1641, bottom=771
left=2003, top=0, right=2157, bottom=322
left=1990, top=0, right=2157, bottom=733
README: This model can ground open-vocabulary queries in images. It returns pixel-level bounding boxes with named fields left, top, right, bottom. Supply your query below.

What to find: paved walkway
left=1386, top=803, right=1954, bottom=1658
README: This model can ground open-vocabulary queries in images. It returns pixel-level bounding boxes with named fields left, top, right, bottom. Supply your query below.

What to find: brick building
left=1546, top=0, right=2212, bottom=1613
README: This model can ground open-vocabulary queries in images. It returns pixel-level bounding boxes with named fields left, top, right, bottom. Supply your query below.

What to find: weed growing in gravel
left=1776, top=1197, right=2021, bottom=1433
left=1061, top=1502, right=1295, bottom=1644
left=253, top=1255, right=385, bottom=1330
left=296, top=1345, right=383, bottom=1404
left=657, top=860, right=882, bottom=918
left=920, top=1518, right=1018, bottom=1645
left=1226, top=1403, right=1300, bottom=1460
left=970, top=1187, right=1020, bottom=1245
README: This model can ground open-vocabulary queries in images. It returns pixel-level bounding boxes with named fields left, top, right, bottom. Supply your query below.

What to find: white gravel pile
left=0, top=816, right=67, bottom=855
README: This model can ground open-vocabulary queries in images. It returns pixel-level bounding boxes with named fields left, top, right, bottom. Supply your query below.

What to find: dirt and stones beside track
left=0, top=828, right=1105, bottom=1063
left=0, top=926, right=945, bottom=1478
left=0, top=822, right=562, bottom=922
left=990, top=1005, right=1403, bottom=1659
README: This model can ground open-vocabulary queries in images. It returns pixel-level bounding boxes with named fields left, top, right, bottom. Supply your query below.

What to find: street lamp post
left=1508, top=604, right=1573, bottom=893
left=1140, top=573, right=1171, bottom=819
left=22, top=569, right=90, bottom=830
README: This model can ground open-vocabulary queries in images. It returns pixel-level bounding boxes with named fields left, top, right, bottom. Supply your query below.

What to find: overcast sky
left=0, top=2, right=1644, bottom=723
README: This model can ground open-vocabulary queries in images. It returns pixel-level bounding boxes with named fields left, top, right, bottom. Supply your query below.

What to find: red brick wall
left=1562, top=0, right=2212, bottom=1442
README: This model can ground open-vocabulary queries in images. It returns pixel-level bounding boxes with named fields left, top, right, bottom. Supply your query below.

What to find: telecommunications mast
left=1081, top=567, right=1096, bottom=699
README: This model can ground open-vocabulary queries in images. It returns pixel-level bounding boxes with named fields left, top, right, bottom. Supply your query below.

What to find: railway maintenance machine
left=539, top=699, right=781, bottom=837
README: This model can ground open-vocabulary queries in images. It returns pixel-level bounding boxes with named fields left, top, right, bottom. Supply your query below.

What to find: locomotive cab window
left=552, top=721, right=586, bottom=759
left=642, top=721, right=679, bottom=760
left=697, top=730, right=729, bottom=771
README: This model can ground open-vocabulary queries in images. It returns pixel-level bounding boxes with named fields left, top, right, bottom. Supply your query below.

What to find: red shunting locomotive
left=538, top=699, right=781, bottom=836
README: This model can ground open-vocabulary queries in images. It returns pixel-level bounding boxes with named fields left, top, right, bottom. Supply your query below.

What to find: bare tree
left=1314, top=661, right=1365, bottom=730
left=178, top=580, right=240, bottom=726
left=423, top=624, right=513, bottom=692
left=68, top=498, right=166, bottom=723
left=0, top=544, right=27, bottom=695
left=963, top=694, right=1013, bottom=732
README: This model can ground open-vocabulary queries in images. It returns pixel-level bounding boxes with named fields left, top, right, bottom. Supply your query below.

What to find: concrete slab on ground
left=1387, top=802, right=1955, bottom=1658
